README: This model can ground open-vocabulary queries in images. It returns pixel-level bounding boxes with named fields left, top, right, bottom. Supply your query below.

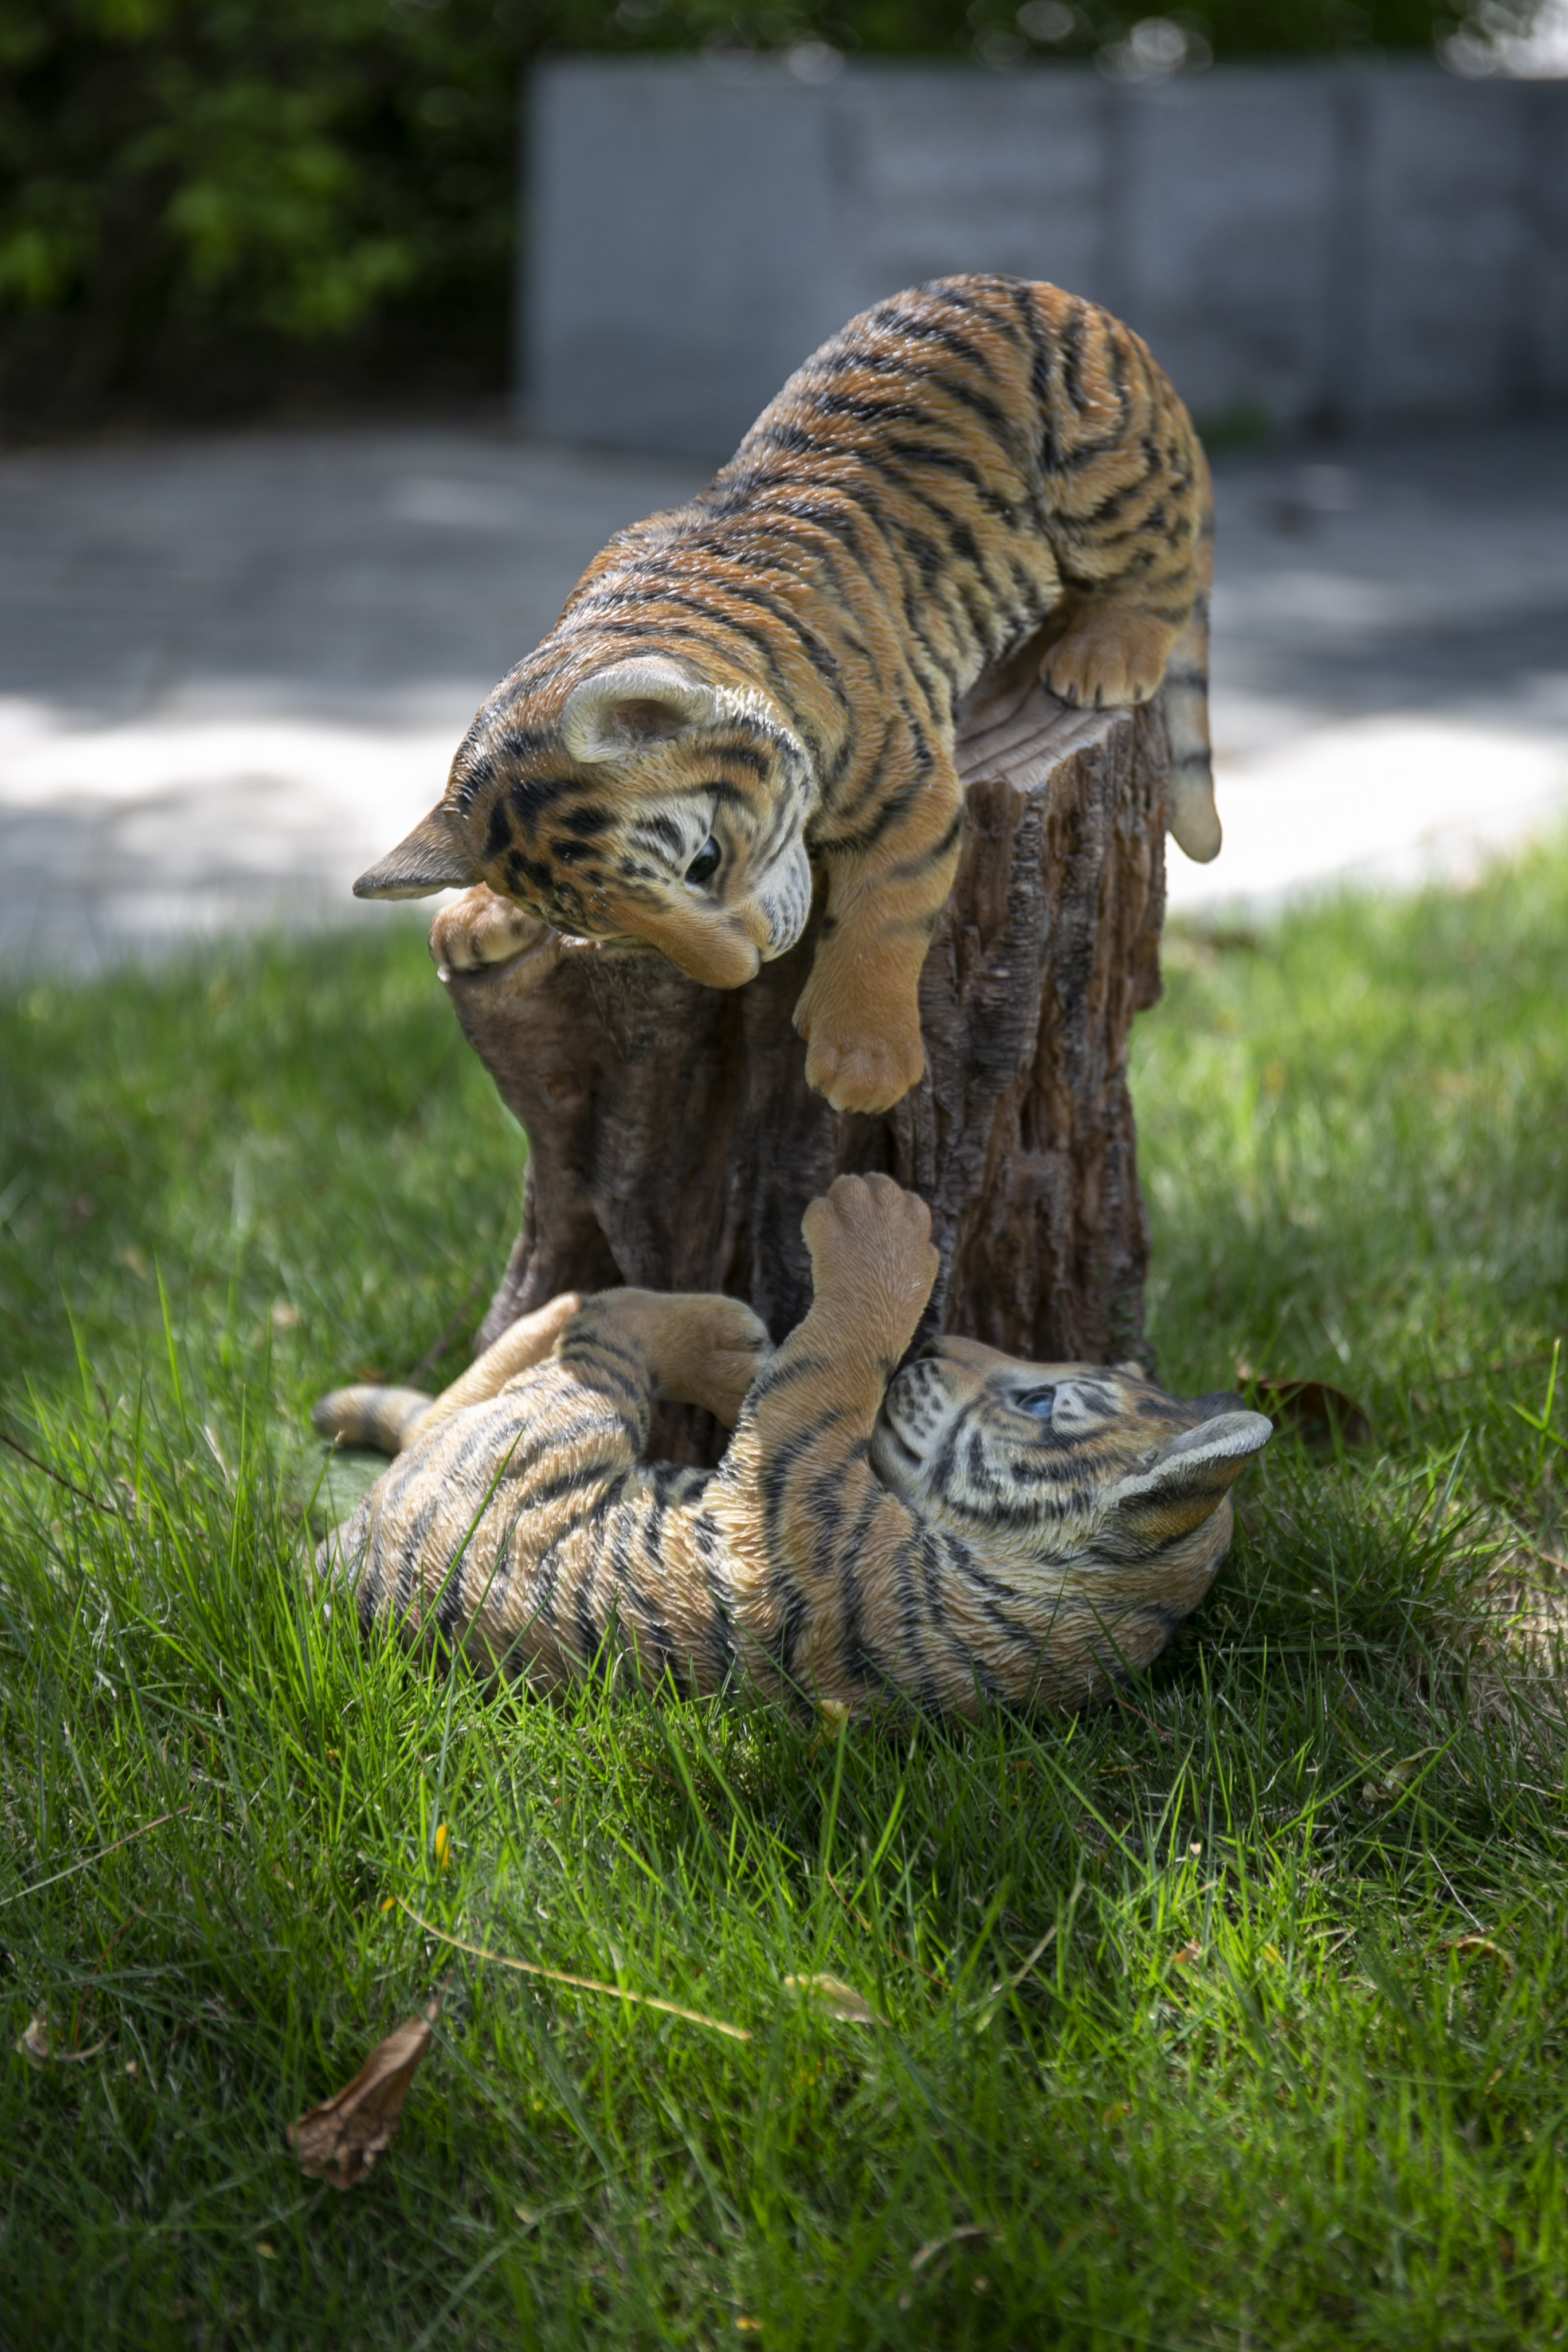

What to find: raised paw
left=1039, top=606, right=1181, bottom=711
left=430, top=885, right=547, bottom=976
left=801, top=1175, right=939, bottom=1354
left=795, top=1000, right=927, bottom=1116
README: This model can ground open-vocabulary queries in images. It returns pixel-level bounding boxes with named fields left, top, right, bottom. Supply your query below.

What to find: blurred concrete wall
left=520, top=58, right=1568, bottom=458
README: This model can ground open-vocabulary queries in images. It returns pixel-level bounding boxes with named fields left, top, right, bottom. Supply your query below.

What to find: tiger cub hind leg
left=310, top=1290, right=584, bottom=1459
left=568, top=1289, right=772, bottom=1427
left=1037, top=591, right=1189, bottom=715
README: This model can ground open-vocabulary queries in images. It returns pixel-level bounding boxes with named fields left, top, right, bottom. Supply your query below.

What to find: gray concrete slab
left=0, top=426, right=704, bottom=966
left=524, top=61, right=1568, bottom=457
left=1, top=415, right=1565, bottom=971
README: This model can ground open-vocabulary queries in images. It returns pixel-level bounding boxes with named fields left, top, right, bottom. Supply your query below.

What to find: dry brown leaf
left=1440, top=1934, right=1514, bottom=1975
left=1253, top=1377, right=1373, bottom=1451
left=783, top=1973, right=886, bottom=2026
left=289, top=1994, right=439, bottom=2189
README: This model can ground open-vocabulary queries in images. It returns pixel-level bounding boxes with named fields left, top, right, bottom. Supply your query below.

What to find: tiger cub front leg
left=795, top=1174, right=942, bottom=1405
left=430, top=883, right=548, bottom=975
left=712, top=1176, right=939, bottom=1699
left=723, top=1177, right=938, bottom=1461
left=793, top=746, right=963, bottom=1116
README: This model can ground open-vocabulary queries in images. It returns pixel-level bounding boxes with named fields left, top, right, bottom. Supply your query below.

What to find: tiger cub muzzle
left=354, top=655, right=818, bottom=990
left=871, top=1335, right=1271, bottom=1569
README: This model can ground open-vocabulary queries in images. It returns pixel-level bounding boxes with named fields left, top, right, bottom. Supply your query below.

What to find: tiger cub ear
left=1100, top=1411, right=1272, bottom=1555
left=353, top=805, right=481, bottom=900
left=561, top=657, right=726, bottom=763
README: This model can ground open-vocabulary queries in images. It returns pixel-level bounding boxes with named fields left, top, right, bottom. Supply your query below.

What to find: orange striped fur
left=315, top=1178, right=1268, bottom=1719
left=356, top=277, right=1217, bottom=1114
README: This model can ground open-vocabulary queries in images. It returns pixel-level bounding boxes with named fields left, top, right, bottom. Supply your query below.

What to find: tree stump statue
left=437, top=622, right=1171, bottom=1467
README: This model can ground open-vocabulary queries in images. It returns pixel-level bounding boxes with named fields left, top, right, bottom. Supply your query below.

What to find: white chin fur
left=754, top=837, right=814, bottom=961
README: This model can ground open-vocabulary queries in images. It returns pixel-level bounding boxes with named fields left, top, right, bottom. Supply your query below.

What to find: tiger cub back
left=355, top=277, right=1217, bottom=1118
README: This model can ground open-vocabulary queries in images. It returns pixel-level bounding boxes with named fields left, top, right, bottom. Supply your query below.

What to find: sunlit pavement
left=2, top=417, right=1565, bottom=969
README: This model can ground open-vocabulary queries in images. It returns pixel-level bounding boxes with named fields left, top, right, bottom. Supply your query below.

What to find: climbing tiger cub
left=314, top=1177, right=1268, bottom=1717
left=354, top=276, right=1218, bottom=1116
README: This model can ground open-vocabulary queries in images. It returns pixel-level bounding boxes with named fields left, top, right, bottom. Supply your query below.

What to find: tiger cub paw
left=607, top=1291, right=772, bottom=1424
left=687, top=1296, right=774, bottom=1426
left=795, top=1003, right=927, bottom=1117
left=1040, top=609, right=1179, bottom=711
left=802, top=1175, right=939, bottom=1345
left=430, top=885, right=546, bottom=977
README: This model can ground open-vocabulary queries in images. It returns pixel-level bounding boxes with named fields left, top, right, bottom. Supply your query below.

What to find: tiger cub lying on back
left=354, top=276, right=1218, bottom=1117
left=315, top=1177, right=1268, bottom=1717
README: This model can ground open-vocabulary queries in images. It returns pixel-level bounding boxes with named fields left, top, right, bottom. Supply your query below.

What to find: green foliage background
left=1, top=0, right=1457, bottom=431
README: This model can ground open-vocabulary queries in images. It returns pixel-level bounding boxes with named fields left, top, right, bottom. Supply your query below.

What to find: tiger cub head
left=871, top=1336, right=1271, bottom=1646
left=352, top=656, right=817, bottom=990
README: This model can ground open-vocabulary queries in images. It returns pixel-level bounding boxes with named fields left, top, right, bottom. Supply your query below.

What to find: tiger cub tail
left=1162, top=496, right=1219, bottom=864
left=312, top=1385, right=435, bottom=1456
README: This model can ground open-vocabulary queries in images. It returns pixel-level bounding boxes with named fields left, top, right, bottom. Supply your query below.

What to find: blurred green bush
left=0, top=0, right=1459, bottom=433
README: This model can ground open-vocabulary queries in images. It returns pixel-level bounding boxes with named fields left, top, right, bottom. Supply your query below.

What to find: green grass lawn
left=2, top=842, right=1566, bottom=2350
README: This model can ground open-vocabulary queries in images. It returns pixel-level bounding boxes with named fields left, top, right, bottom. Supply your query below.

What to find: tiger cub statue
left=353, top=276, right=1218, bottom=1118
left=314, top=1177, right=1268, bottom=1718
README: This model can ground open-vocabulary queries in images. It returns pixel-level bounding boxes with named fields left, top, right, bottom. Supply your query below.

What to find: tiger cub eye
left=1014, top=1386, right=1056, bottom=1421
left=686, top=837, right=722, bottom=886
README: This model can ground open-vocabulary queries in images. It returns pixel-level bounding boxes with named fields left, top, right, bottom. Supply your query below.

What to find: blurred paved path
left=2, top=417, right=1566, bottom=969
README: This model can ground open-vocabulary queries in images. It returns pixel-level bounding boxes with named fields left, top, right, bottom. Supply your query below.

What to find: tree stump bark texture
left=443, top=628, right=1170, bottom=1464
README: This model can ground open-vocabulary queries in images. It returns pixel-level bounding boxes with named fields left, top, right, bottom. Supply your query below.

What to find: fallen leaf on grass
left=289, top=1994, right=439, bottom=2189
left=1253, top=1377, right=1372, bottom=1452
left=1439, top=1935, right=1514, bottom=1975
left=783, top=1973, right=885, bottom=2026
left=910, top=2223, right=991, bottom=2272
left=1362, top=1747, right=1440, bottom=1803
left=15, top=2006, right=107, bottom=2067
